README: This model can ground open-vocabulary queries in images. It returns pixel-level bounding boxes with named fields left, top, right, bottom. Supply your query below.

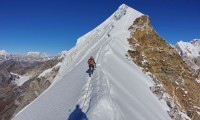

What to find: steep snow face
left=12, top=4, right=170, bottom=120
left=175, top=39, right=200, bottom=57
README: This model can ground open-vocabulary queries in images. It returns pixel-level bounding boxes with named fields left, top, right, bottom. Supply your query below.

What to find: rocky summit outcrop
left=128, top=15, right=200, bottom=119
left=0, top=59, right=60, bottom=120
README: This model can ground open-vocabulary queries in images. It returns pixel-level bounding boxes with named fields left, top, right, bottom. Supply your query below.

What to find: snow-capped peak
left=0, top=50, right=8, bottom=55
left=175, top=39, right=200, bottom=57
left=76, top=4, right=142, bottom=45
left=26, top=52, right=49, bottom=58
left=119, top=3, right=127, bottom=8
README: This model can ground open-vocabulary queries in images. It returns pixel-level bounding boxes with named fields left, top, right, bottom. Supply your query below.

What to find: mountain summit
left=12, top=4, right=194, bottom=120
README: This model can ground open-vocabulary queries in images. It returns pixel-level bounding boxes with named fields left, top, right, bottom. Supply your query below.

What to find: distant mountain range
left=0, top=50, right=68, bottom=62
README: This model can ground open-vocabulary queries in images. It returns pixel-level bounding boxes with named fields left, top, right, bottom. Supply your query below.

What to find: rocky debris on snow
left=150, top=85, right=164, bottom=100
left=149, top=74, right=190, bottom=120
left=128, top=15, right=200, bottom=119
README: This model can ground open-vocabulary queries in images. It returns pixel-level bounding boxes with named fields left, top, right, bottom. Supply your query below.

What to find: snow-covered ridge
left=12, top=4, right=171, bottom=120
left=175, top=39, right=200, bottom=57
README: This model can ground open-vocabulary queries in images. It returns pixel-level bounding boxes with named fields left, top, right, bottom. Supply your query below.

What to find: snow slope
left=15, top=75, right=31, bottom=86
left=12, top=4, right=171, bottom=120
left=10, top=73, right=31, bottom=86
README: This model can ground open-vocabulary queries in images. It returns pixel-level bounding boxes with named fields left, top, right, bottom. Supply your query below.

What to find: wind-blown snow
left=12, top=4, right=171, bottom=120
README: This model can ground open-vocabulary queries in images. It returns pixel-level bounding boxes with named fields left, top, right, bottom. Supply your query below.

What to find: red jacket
left=88, top=58, right=95, bottom=65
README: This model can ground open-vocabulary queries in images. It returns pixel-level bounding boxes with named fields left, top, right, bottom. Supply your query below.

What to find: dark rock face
left=128, top=15, right=200, bottom=119
left=0, top=84, right=18, bottom=120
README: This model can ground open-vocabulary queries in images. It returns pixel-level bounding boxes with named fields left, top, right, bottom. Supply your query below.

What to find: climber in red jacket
left=87, top=56, right=96, bottom=76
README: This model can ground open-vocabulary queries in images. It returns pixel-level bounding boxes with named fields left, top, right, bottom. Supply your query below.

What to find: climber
left=87, top=56, right=96, bottom=76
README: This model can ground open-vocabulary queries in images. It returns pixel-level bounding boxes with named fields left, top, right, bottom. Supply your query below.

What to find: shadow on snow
left=68, top=105, right=88, bottom=120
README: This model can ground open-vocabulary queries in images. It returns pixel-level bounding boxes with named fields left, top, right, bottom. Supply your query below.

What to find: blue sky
left=0, top=0, right=199, bottom=55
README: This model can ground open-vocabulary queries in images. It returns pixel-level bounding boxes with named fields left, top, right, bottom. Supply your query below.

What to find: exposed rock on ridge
left=128, top=15, right=200, bottom=120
